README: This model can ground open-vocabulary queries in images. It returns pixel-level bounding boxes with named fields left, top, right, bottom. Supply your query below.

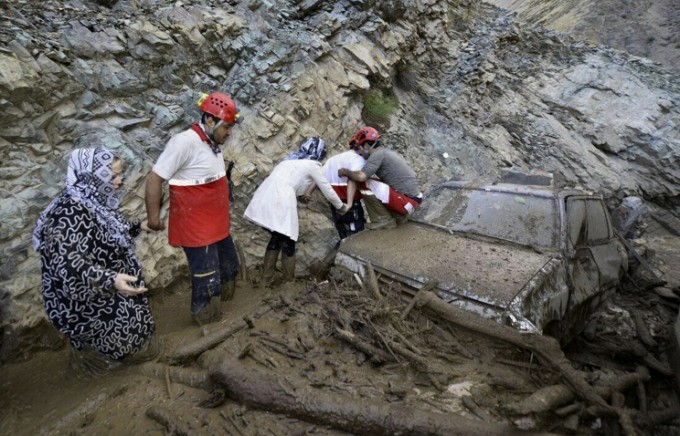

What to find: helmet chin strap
left=199, top=120, right=221, bottom=144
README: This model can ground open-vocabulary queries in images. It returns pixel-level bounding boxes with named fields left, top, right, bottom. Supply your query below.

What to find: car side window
left=566, top=198, right=587, bottom=248
left=585, top=199, right=611, bottom=241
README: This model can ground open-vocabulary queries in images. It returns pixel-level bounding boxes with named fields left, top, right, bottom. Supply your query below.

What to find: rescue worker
left=145, top=92, right=240, bottom=325
left=244, top=137, right=349, bottom=287
left=338, top=127, right=422, bottom=229
left=320, top=140, right=366, bottom=242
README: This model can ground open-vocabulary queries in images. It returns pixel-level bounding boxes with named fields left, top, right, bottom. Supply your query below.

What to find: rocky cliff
left=486, top=0, right=680, bottom=74
left=0, top=0, right=678, bottom=361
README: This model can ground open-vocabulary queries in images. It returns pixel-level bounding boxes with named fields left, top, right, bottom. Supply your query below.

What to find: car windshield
left=412, top=184, right=559, bottom=249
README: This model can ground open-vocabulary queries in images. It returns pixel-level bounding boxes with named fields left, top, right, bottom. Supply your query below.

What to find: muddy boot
left=281, top=254, right=296, bottom=283
left=209, top=295, right=222, bottom=322
left=220, top=280, right=236, bottom=302
left=261, top=249, right=279, bottom=289
left=192, top=306, right=213, bottom=326
left=390, top=210, right=409, bottom=226
left=363, top=194, right=397, bottom=230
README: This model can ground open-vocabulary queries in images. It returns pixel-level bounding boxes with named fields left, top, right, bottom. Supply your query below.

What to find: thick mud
left=1, top=254, right=679, bottom=435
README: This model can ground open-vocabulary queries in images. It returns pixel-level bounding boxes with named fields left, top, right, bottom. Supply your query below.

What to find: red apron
left=168, top=124, right=230, bottom=247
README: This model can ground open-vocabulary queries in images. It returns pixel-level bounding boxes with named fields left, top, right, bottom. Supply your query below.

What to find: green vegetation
left=362, top=90, right=399, bottom=128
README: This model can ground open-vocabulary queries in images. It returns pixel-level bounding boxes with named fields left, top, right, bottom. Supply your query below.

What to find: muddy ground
left=2, top=242, right=680, bottom=435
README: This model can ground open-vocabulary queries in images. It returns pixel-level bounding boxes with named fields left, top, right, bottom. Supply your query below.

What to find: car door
left=565, top=197, right=601, bottom=308
left=581, top=199, right=626, bottom=287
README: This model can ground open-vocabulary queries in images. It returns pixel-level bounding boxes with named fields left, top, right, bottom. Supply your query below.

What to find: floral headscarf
left=33, top=147, right=134, bottom=250
left=284, top=136, right=327, bottom=161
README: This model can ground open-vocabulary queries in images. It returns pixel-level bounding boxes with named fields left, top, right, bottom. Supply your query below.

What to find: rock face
left=0, top=0, right=678, bottom=361
left=486, top=0, right=680, bottom=74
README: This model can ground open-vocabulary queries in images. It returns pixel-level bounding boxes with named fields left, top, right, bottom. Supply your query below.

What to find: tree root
left=210, top=357, right=545, bottom=436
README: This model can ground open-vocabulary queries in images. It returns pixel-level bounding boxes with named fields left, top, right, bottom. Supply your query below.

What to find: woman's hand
left=114, top=273, right=149, bottom=297
left=337, top=204, right=350, bottom=216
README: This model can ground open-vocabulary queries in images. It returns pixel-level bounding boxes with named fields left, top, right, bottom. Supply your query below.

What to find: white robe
left=244, top=159, right=343, bottom=241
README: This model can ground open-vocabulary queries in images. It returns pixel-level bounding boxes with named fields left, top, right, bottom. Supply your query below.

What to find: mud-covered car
left=333, top=177, right=628, bottom=340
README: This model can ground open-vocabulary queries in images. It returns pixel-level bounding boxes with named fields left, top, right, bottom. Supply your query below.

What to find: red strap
left=191, top=123, right=220, bottom=154
left=191, top=123, right=211, bottom=144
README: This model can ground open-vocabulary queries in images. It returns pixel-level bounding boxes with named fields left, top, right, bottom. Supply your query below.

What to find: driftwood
left=165, top=303, right=274, bottom=364
left=138, top=362, right=214, bottom=392
left=505, top=384, right=575, bottom=415
left=400, top=280, right=439, bottom=320
left=636, top=407, right=680, bottom=428
left=336, top=327, right=395, bottom=364
left=414, top=291, right=609, bottom=409
left=210, top=357, right=545, bottom=436
left=411, top=291, right=665, bottom=436
left=462, top=396, right=495, bottom=421
left=506, top=367, right=651, bottom=416
left=583, top=339, right=672, bottom=376
left=631, top=310, right=658, bottom=349
left=44, top=393, right=108, bottom=434
left=365, top=261, right=382, bottom=299
left=146, top=405, right=191, bottom=436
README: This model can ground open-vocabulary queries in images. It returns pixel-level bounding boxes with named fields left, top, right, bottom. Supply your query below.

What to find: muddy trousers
left=183, top=235, right=239, bottom=315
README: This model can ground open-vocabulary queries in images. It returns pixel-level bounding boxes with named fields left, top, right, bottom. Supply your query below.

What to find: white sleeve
left=152, top=135, right=190, bottom=180
left=310, top=164, right=343, bottom=209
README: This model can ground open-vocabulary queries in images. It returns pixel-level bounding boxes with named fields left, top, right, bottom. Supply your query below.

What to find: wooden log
left=365, top=261, right=382, bottom=299
left=506, top=368, right=650, bottom=416
left=400, top=281, right=438, bottom=321
left=415, top=291, right=610, bottom=410
left=585, top=340, right=672, bottom=376
left=44, top=393, right=108, bottom=434
left=631, top=310, right=657, bottom=349
left=336, top=327, right=395, bottom=364
left=138, top=362, right=214, bottom=392
left=505, top=385, right=575, bottom=415
left=146, top=405, right=191, bottom=436
left=164, top=303, right=274, bottom=364
left=636, top=407, right=680, bottom=427
left=210, top=357, right=544, bottom=436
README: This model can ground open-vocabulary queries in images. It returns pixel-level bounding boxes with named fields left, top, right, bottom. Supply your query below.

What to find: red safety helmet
left=198, top=92, right=240, bottom=125
left=349, top=126, right=381, bottom=148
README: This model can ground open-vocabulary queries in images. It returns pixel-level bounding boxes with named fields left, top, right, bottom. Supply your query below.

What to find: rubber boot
left=261, top=249, right=279, bottom=289
left=363, top=194, right=397, bottom=230
left=209, top=295, right=222, bottom=322
left=281, top=254, right=296, bottom=283
left=192, top=307, right=212, bottom=326
left=220, top=280, right=236, bottom=302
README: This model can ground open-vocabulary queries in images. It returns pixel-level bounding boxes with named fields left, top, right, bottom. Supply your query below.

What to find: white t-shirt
left=152, top=129, right=226, bottom=182
left=322, top=150, right=365, bottom=186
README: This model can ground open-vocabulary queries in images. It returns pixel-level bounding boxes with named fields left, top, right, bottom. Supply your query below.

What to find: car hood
left=337, top=222, right=556, bottom=309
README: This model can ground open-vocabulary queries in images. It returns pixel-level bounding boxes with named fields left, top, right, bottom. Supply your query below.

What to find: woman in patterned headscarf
left=33, top=147, right=158, bottom=376
left=244, top=137, right=348, bottom=287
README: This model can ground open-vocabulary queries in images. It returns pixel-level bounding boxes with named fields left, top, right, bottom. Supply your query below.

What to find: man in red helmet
left=338, top=126, right=422, bottom=230
left=145, top=92, right=241, bottom=325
